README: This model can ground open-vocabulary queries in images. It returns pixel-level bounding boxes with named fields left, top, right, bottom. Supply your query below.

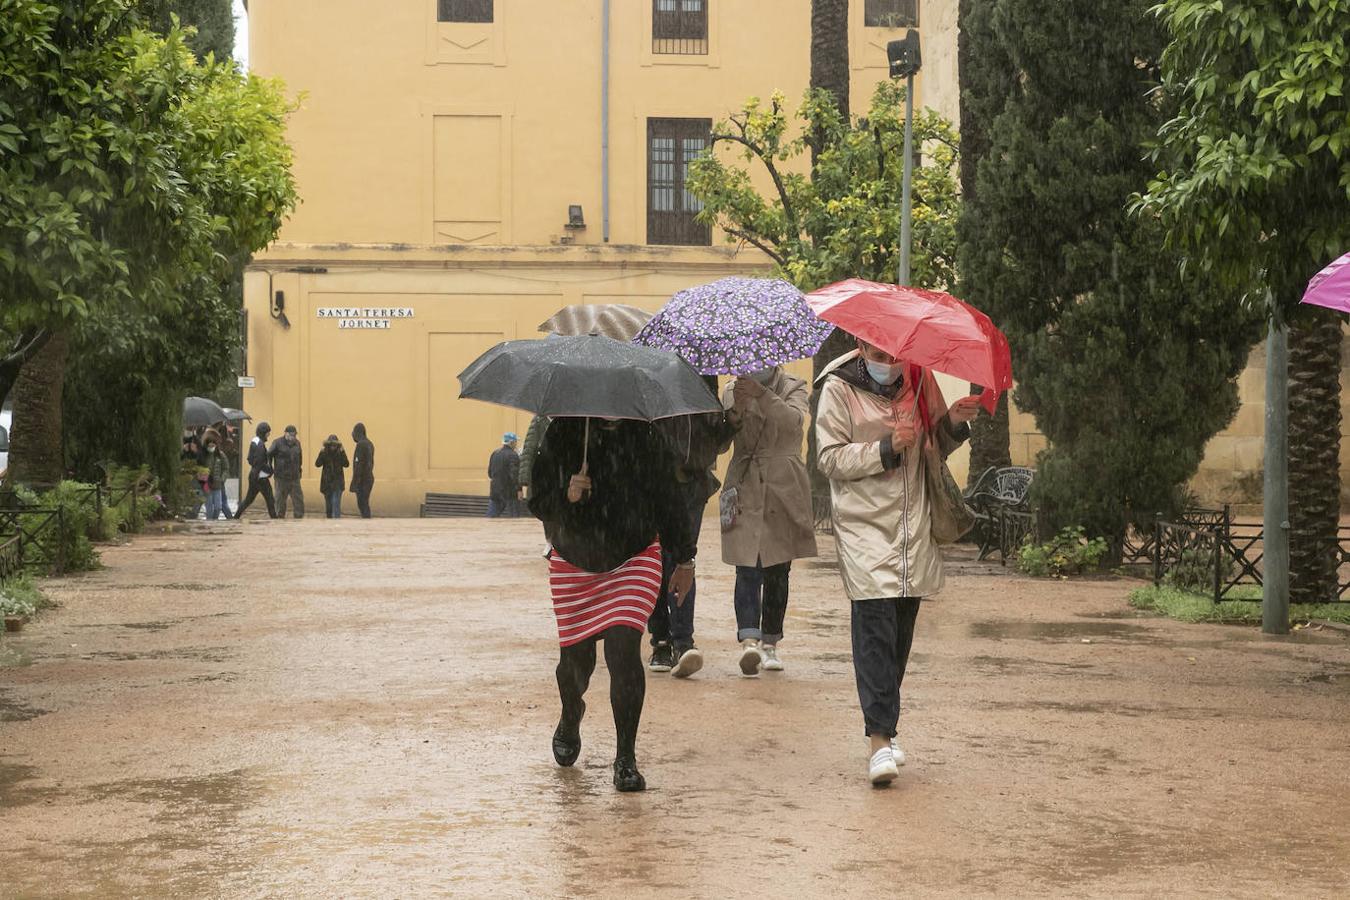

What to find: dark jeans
left=850, top=597, right=922, bottom=738
left=734, top=561, right=792, bottom=643
left=487, top=492, right=520, bottom=518
left=325, top=490, right=342, bottom=518
left=353, top=484, right=372, bottom=518
left=235, top=476, right=276, bottom=518
left=555, top=626, right=645, bottom=760
left=648, top=484, right=706, bottom=651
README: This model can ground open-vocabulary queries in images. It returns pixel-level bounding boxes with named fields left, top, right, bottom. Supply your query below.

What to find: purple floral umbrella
left=632, top=277, right=836, bottom=375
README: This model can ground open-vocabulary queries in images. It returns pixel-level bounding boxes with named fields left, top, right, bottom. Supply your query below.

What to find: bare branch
left=722, top=226, right=788, bottom=267
left=709, top=129, right=801, bottom=242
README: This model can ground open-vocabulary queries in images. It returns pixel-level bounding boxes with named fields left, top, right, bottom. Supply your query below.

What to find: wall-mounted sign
left=317, top=307, right=415, bottom=330
left=237, top=376, right=256, bottom=388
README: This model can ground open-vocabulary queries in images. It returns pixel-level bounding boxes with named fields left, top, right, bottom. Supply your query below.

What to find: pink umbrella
left=1302, top=252, right=1350, bottom=314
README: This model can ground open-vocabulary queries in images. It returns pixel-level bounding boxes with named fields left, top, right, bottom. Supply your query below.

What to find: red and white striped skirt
left=549, top=542, right=663, bottom=647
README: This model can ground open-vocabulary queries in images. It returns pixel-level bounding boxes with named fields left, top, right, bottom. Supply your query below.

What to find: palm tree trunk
left=7, top=330, right=70, bottom=486
left=1286, top=310, right=1343, bottom=605
left=809, top=0, right=849, bottom=169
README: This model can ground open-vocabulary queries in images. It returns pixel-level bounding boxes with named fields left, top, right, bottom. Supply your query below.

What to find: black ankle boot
left=612, top=756, right=646, bottom=792
left=552, top=721, right=581, bottom=767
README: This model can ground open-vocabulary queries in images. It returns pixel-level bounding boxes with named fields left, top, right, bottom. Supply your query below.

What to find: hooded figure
left=315, top=434, right=349, bottom=518
left=350, top=422, right=375, bottom=518
left=234, top=421, right=278, bottom=519
left=198, top=428, right=231, bottom=520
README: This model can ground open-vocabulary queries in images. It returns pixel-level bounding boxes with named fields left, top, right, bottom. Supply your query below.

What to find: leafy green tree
left=961, top=0, right=1262, bottom=556
left=1135, top=0, right=1348, bottom=604
left=142, top=0, right=236, bottom=63
left=688, top=82, right=960, bottom=296
left=0, top=1, right=295, bottom=485
left=957, top=0, right=1017, bottom=484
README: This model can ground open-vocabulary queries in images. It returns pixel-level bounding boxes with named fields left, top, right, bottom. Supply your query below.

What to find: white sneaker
left=671, top=646, right=704, bottom=679
left=869, top=747, right=899, bottom=785
left=738, top=639, right=763, bottom=677
left=761, top=644, right=783, bottom=671
left=890, top=739, right=907, bottom=766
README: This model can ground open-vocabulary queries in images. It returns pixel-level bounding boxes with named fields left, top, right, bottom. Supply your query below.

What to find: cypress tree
left=142, top=0, right=237, bottom=63
left=960, top=0, right=1261, bottom=554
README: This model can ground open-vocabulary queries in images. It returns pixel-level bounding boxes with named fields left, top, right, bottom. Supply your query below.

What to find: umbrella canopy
left=458, top=334, right=721, bottom=421
left=806, top=279, right=1013, bottom=414
left=633, top=277, right=835, bottom=375
left=1301, top=252, right=1350, bottom=314
left=183, top=396, right=228, bottom=427
left=222, top=407, right=252, bottom=422
left=538, top=304, right=654, bottom=341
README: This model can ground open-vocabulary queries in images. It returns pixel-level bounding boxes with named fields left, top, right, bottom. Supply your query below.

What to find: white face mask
left=746, top=368, right=777, bottom=385
left=865, top=360, right=904, bottom=386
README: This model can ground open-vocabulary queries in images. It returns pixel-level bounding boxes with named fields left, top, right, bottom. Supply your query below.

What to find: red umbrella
left=806, top=278, right=1013, bottom=414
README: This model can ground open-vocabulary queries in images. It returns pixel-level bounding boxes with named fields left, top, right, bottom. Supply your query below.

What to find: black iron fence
left=0, top=506, right=66, bottom=574
left=1151, top=514, right=1349, bottom=603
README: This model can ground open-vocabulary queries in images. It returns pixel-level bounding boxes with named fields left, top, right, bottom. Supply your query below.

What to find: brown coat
left=719, top=370, right=818, bottom=568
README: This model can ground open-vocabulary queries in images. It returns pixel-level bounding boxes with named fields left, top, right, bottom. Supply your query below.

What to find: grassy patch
left=1129, top=585, right=1350, bottom=626
left=0, top=576, right=50, bottom=619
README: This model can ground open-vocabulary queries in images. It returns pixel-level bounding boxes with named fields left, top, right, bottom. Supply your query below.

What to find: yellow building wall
left=245, top=1, right=967, bottom=515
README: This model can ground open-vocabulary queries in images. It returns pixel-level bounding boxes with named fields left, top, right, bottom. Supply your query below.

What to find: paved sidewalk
left=2, top=519, right=1348, bottom=897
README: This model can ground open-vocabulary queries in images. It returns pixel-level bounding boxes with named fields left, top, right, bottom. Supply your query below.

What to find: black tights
left=556, top=626, right=645, bottom=760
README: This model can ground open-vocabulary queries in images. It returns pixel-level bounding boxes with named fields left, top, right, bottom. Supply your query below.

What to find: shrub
left=102, top=465, right=163, bottom=533
left=0, top=575, right=48, bottom=619
left=1016, top=526, right=1110, bottom=578
left=1162, top=545, right=1235, bottom=595
left=12, top=483, right=100, bottom=573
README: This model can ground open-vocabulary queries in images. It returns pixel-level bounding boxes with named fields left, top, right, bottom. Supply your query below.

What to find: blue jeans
left=326, top=491, right=343, bottom=518
left=734, top=561, right=792, bottom=644
left=648, top=483, right=705, bottom=651
left=204, top=488, right=227, bottom=520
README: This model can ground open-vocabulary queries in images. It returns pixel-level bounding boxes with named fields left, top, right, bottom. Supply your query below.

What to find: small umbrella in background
left=538, top=304, right=653, bottom=341
left=1301, top=252, right=1350, bottom=314
left=183, top=396, right=229, bottom=427
left=222, top=408, right=252, bottom=422
left=806, top=278, right=1012, bottom=414
left=633, top=277, right=835, bottom=375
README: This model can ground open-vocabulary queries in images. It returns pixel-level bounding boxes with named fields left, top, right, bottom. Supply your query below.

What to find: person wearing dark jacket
left=315, top=434, right=349, bottom=518
left=234, top=421, right=278, bottom=519
left=350, top=422, right=375, bottom=518
left=518, top=414, right=548, bottom=499
left=269, top=425, right=305, bottom=519
left=487, top=432, right=521, bottom=517
left=647, top=380, right=739, bottom=679
left=199, top=428, right=231, bottom=521
left=529, top=416, right=695, bottom=792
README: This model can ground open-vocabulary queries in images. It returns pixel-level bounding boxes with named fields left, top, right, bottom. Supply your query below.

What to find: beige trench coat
left=719, top=370, right=819, bottom=568
left=816, top=353, right=959, bottom=601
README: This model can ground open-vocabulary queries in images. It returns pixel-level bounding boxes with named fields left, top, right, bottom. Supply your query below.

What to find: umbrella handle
left=581, top=417, right=589, bottom=475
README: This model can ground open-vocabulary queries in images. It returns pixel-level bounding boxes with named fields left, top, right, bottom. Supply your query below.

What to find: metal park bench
left=965, top=466, right=1035, bottom=561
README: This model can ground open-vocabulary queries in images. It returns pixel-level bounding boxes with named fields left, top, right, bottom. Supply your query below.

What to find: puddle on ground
left=51, top=646, right=234, bottom=664
left=804, top=560, right=839, bottom=570
left=1299, top=671, right=1350, bottom=686
left=95, top=583, right=233, bottom=592
left=969, top=621, right=1160, bottom=643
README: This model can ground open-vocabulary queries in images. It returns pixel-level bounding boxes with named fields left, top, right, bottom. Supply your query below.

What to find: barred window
left=864, top=0, right=919, bottom=28
left=648, top=118, right=711, bottom=246
left=439, top=0, right=492, bottom=24
left=653, top=0, right=708, bottom=55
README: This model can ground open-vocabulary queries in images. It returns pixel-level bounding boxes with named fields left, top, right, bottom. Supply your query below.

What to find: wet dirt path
left=2, top=518, right=1349, bottom=897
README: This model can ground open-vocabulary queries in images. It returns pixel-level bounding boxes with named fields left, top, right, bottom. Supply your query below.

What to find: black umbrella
left=459, top=334, right=719, bottom=420
left=222, top=407, right=252, bottom=422
left=183, top=396, right=228, bottom=427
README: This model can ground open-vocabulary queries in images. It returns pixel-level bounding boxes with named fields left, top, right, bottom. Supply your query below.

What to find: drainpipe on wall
left=601, top=0, right=611, bottom=243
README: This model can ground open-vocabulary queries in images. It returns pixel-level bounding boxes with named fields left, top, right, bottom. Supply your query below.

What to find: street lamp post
left=888, top=32, right=922, bottom=287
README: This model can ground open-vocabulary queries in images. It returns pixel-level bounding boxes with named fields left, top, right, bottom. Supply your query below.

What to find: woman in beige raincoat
left=720, top=366, right=818, bottom=676
left=817, top=340, right=981, bottom=786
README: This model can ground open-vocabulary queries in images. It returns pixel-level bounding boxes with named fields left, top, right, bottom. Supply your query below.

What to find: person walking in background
left=315, top=434, right=348, bottom=518
left=234, top=421, right=278, bottom=519
left=350, top=422, right=375, bottom=518
left=487, top=432, right=522, bottom=517
left=720, top=366, right=817, bottom=677
left=647, top=378, right=739, bottom=679
left=529, top=416, right=695, bottom=792
left=200, top=428, right=230, bottom=521
left=816, top=339, right=981, bottom=786
left=270, top=425, right=305, bottom=519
